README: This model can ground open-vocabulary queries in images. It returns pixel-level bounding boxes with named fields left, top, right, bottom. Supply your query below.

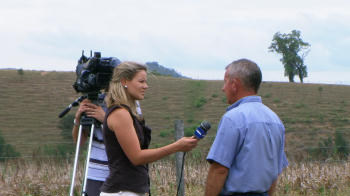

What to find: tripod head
left=58, top=92, right=104, bottom=127
left=79, top=93, right=102, bottom=127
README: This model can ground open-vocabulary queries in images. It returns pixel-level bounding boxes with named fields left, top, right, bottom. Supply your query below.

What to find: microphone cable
left=176, top=121, right=211, bottom=196
left=176, top=152, right=186, bottom=196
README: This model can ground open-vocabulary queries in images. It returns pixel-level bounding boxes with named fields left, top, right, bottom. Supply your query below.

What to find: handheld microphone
left=193, top=121, right=211, bottom=139
left=176, top=120, right=211, bottom=196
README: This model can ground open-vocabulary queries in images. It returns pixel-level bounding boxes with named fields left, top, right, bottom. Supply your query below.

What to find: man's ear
left=230, top=78, right=239, bottom=92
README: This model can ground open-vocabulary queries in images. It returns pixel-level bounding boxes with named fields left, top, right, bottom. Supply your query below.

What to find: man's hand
left=268, top=177, right=278, bottom=196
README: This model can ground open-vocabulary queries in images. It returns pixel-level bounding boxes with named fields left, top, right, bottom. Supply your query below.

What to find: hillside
left=0, top=70, right=350, bottom=159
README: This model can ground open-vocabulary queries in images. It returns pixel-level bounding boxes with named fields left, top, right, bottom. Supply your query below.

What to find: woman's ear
left=121, top=78, right=127, bottom=87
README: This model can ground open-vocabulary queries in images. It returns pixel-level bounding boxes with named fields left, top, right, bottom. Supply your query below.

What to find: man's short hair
left=225, top=59, right=262, bottom=93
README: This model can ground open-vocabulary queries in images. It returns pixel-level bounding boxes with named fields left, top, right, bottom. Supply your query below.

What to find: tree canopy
left=269, top=30, right=311, bottom=83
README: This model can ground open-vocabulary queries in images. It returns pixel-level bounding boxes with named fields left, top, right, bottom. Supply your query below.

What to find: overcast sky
left=1, top=0, right=349, bottom=84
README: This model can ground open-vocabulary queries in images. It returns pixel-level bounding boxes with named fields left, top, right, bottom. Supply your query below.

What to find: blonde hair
left=105, top=61, right=147, bottom=118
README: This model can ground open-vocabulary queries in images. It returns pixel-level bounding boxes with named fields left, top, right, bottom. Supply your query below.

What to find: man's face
left=222, top=70, right=235, bottom=104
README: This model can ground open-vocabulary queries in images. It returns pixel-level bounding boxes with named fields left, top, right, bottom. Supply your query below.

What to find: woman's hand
left=75, top=99, right=105, bottom=123
left=175, top=136, right=199, bottom=152
left=83, top=102, right=105, bottom=123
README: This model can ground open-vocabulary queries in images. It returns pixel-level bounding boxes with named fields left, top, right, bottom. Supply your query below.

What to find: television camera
left=58, top=51, right=120, bottom=119
left=58, top=51, right=120, bottom=196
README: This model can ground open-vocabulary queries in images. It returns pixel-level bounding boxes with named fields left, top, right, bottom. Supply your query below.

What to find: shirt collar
left=226, top=96, right=262, bottom=111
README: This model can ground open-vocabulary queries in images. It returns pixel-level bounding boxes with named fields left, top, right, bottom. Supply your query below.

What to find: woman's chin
left=136, top=95, right=145, bottom=100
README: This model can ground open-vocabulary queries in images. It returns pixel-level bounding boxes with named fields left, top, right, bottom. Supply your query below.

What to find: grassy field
left=1, top=69, right=350, bottom=195
left=1, top=69, right=350, bottom=159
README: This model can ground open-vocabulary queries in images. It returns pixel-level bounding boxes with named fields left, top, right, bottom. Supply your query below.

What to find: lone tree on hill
left=269, top=30, right=311, bottom=83
left=17, top=68, right=24, bottom=81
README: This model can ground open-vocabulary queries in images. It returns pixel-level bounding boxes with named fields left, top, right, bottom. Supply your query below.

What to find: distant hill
left=145, top=62, right=187, bottom=78
left=1, top=61, right=187, bottom=78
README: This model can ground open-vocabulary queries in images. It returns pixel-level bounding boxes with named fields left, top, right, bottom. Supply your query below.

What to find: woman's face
left=125, top=70, right=148, bottom=100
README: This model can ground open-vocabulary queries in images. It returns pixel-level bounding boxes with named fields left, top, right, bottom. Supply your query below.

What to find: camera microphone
left=193, top=121, right=211, bottom=139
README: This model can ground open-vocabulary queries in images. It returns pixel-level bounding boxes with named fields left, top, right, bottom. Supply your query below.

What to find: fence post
left=175, top=120, right=184, bottom=196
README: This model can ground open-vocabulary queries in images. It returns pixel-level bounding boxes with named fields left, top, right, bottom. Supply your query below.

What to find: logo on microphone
left=194, top=121, right=211, bottom=139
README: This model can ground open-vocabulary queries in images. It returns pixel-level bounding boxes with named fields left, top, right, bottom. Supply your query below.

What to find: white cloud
left=0, top=0, right=350, bottom=85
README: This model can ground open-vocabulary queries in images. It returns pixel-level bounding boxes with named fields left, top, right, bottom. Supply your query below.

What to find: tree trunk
left=288, top=74, right=294, bottom=83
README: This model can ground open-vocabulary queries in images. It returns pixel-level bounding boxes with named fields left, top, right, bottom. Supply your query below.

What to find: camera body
left=73, top=51, right=121, bottom=97
left=72, top=51, right=121, bottom=125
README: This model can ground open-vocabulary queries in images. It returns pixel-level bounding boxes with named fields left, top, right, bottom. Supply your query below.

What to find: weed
left=273, top=98, right=280, bottom=103
left=295, top=103, right=306, bottom=109
left=211, top=93, right=218, bottom=98
left=186, top=118, right=194, bottom=123
left=264, top=93, right=271, bottom=98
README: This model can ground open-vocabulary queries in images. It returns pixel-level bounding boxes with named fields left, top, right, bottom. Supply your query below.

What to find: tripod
left=69, top=118, right=98, bottom=196
left=69, top=117, right=100, bottom=196
left=59, top=94, right=103, bottom=196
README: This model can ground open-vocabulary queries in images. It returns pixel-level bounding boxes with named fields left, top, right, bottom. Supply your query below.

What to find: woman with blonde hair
left=100, top=61, right=198, bottom=196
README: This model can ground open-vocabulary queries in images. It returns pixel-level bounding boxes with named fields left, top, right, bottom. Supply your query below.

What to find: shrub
left=222, top=97, right=227, bottom=103
left=35, top=144, right=74, bottom=159
left=184, top=125, right=198, bottom=137
left=194, top=97, right=207, bottom=108
left=318, top=86, right=323, bottom=92
left=50, top=114, right=76, bottom=157
left=58, top=114, right=75, bottom=140
left=334, top=130, right=349, bottom=157
left=159, top=130, right=170, bottom=138
left=310, top=130, right=349, bottom=160
left=0, top=131, right=20, bottom=161
left=186, top=118, right=194, bottom=123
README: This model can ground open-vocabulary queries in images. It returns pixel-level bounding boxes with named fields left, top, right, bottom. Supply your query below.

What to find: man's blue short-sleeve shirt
left=207, top=96, right=288, bottom=194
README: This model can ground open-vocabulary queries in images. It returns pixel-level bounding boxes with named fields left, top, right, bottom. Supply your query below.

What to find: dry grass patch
left=1, top=158, right=350, bottom=196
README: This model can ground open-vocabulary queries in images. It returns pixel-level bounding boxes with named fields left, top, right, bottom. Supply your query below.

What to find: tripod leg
left=82, top=124, right=95, bottom=196
left=70, top=125, right=84, bottom=196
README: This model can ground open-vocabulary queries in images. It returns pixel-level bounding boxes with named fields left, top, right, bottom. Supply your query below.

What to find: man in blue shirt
left=205, top=59, right=288, bottom=196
